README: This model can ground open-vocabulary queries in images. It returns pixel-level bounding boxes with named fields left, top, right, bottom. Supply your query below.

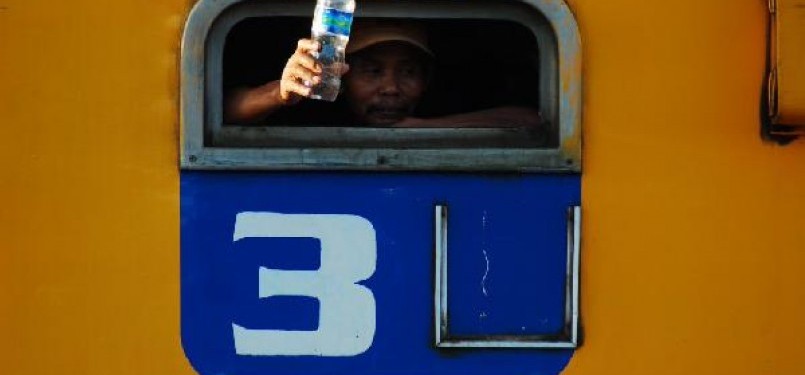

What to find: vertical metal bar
left=434, top=205, right=448, bottom=346
left=570, top=206, right=581, bottom=345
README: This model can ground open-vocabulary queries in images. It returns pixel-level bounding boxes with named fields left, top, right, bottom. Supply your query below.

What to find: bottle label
left=320, top=8, right=353, bottom=37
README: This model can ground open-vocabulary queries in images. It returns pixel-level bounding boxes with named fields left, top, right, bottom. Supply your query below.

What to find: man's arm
left=224, top=81, right=285, bottom=124
left=223, top=39, right=325, bottom=124
left=395, top=106, right=543, bottom=128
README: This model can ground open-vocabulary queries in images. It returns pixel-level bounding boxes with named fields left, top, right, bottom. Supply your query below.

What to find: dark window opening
left=222, top=17, right=548, bottom=146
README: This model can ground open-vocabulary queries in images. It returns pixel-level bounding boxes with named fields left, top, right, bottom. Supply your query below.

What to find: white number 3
left=231, top=212, right=377, bottom=356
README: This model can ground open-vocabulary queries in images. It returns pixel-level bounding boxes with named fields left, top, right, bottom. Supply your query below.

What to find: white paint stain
left=481, top=249, right=490, bottom=297
left=481, top=210, right=490, bottom=297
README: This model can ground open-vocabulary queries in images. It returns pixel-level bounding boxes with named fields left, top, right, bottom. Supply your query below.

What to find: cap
left=346, top=20, right=433, bottom=56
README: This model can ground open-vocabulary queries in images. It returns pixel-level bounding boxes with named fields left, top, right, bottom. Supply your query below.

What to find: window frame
left=180, top=0, right=582, bottom=172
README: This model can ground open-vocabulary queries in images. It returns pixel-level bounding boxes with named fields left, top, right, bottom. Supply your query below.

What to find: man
left=224, top=20, right=542, bottom=128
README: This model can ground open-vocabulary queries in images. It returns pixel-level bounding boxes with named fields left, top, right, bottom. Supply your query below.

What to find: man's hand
left=279, top=39, right=323, bottom=104
left=224, top=38, right=351, bottom=124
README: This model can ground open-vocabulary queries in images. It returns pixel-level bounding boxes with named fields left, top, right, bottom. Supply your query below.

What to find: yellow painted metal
left=773, top=0, right=805, bottom=126
left=0, top=0, right=195, bottom=374
left=564, top=0, right=805, bottom=373
left=0, top=0, right=803, bottom=375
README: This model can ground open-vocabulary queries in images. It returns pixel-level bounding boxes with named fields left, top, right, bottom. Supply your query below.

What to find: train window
left=181, top=0, right=581, bottom=171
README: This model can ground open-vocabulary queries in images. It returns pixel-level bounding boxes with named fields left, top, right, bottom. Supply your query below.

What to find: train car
left=1, top=0, right=803, bottom=374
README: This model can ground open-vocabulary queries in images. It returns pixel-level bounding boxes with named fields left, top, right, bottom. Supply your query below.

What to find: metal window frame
left=180, top=0, right=582, bottom=171
left=433, top=205, right=581, bottom=349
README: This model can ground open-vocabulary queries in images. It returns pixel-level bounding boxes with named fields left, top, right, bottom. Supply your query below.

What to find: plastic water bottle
left=310, top=0, right=355, bottom=101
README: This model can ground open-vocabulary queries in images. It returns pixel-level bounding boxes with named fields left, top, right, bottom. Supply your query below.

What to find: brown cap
left=346, top=20, right=433, bottom=56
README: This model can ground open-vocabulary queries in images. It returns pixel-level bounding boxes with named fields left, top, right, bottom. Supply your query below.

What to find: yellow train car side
left=0, top=0, right=803, bottom=374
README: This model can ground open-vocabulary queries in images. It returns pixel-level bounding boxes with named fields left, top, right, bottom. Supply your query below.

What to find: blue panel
left=181, top=172, right=579, bottom=375
left=447, top=196, right=569, bottom=336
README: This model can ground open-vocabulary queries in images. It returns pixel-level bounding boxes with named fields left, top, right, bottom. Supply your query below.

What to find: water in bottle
left=310, top=0, right=355, bottom=101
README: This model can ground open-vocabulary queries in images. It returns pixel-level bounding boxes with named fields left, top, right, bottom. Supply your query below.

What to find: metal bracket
left=762, top=0, right=804, bottom=142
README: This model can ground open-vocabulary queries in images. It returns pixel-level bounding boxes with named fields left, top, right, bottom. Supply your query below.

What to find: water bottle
left=310, top=0, right=355, bottom=101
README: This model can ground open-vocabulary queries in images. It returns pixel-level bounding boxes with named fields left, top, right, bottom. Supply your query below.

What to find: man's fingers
left=296, top=39, right=320, bottom=54
left=282, top=79, right=312, bottom=98
left=293, top=52, right=321, bottom=73
left=335, top=63, right=350, bottom=76
left=285, top=64, right=320, bottom=86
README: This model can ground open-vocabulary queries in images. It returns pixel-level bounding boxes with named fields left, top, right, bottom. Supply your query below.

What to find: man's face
left=343, top=42, right=429, bottom=126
